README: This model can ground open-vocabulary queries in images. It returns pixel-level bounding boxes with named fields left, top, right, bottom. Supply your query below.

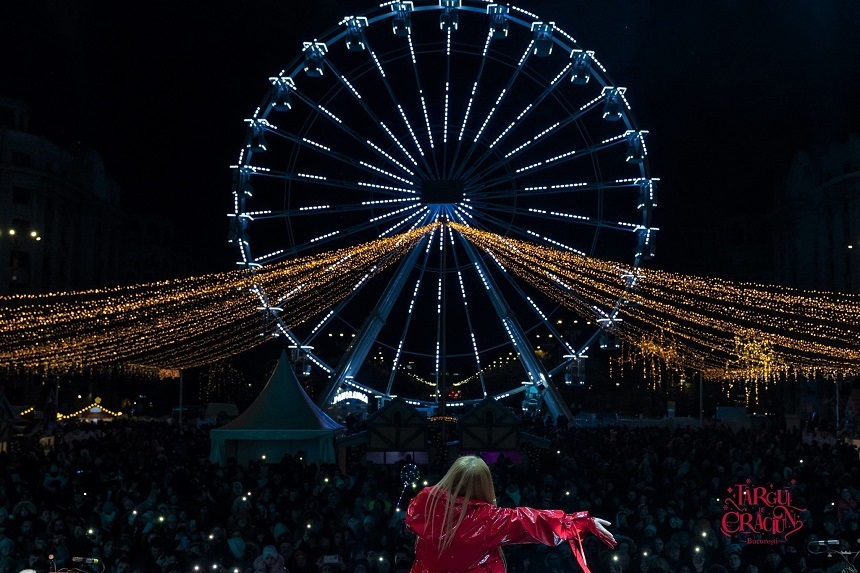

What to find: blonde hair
left=426, top=455, right=496, bottom=554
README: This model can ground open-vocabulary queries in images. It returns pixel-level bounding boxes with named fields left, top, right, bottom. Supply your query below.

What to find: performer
left=405, top=456, right=616, bottom=573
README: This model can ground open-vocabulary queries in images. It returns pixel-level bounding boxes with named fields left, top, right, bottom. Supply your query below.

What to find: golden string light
left=455, top=355, right=521, bottom=387
left=617, top=330, right=684, bottom=391
left=3, top=222, right=859, bottom=391
left=451, top=223, right=860, bottom=381
left=56, top=400, right=123, bottom=421
left=0, top=228, right=429, bottom=371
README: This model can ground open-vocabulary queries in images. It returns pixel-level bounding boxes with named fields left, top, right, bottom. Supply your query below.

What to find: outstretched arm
left=482, top=507, right=616, bottom=548
left=481, top=507, right=615, bottom=573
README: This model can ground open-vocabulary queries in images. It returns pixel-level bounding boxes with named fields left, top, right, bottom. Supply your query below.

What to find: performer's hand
left=588, top=517, right=617, bottom=548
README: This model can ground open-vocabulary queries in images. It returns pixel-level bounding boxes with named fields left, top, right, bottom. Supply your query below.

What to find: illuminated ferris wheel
left=228, top=1, right=657, bottom=418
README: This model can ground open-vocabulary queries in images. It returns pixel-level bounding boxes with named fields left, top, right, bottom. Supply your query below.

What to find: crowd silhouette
left=0, top=415, right=857, bottom=573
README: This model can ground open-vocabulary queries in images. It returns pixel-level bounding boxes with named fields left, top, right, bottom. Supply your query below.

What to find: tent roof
left=217, top=351, right=343, bottom=432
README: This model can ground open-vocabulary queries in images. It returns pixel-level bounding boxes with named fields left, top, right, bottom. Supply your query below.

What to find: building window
left=12, top=187, right=32, bottom=205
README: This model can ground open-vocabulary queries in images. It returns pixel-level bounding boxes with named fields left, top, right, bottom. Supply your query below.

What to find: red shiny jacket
left=405, top=487, right=606, bottom=573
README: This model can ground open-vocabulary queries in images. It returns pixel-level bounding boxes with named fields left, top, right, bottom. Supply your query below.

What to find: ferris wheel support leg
left=458, top=238, right=573, bottom=421
left=317, top=239, right=428, bottom=407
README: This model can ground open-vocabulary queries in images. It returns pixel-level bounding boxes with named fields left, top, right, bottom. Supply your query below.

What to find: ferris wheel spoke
left=319, top=235, right=431, bottom=404
left=264, top=124, right=418, bottom=181
left=247, top=167, right=417, bottom=198
left=467, top=132, right=629, bottom=190
left=456, top=232, right=565, bottom=416
left=244, top=200, right=422, bottom=226
left=448, top=232, right=489, bottom=398
left=308, top=228, right=440, bottom=384
left=402, top=31, right=444, bottom=177
left=358, top=36, right=434, bottom=171
left=464, top=208, right=589, bottom=256
left=441, top=29, right=453, bottom=175
left=466, top=200, right=641, bottom=234
left=287, top=242, right=424, bottom=366
left=295, top=60, right=420, bottom=172
left=374, top=206, right=433, bottom=238
left=385, top=227, right=438, bottom=396
left=463, top=96, right=608, bottom=185
left=403, top=33, right=437, bottom=164
left=452, top=40, right=536, bottom=180
left=321, top=57, right=432, bottom=177
left=461, top=60, right=574, bottom=179
left=286, top=86, right=424, bottom=178
left=279, top=218, right=386, bottom=256
left=450, top=31, right=494, bottom=173
left=467, top=178, right=652, bottom=201
left=466, top=231, right=579, bottom=359
left=430, top=231, right=442, bottom=397
left=452, top=226, right=610, bottom=357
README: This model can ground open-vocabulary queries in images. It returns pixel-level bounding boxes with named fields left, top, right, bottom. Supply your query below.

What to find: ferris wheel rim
left=229, top=1, right=657, bottom=410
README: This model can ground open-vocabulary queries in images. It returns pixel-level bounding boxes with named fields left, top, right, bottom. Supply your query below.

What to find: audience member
left=0, top=415, right=856, bottom=573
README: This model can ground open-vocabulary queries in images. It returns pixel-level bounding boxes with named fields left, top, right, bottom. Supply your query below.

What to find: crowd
left=0, top=414, right=858, bottom=573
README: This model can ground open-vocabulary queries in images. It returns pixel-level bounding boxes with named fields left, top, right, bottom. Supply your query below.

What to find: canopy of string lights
left=2, top=224, right=858, bottom=387
left=0, top=229, right=427, bottom=372
left=451, top=223, right=860, bottom=383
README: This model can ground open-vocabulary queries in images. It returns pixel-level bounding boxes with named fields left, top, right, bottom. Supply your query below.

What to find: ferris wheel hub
left=420, top=179, right=465, bottom=204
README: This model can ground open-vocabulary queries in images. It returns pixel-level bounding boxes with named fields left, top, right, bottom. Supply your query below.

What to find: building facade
left=0, top=98, right=187, bottom=295
left=776, top=135, right=860, bottom=294
left=0, top=98, right=125, bottom=294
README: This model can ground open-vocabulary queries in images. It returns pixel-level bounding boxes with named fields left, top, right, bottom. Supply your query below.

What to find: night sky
left=2, top=0, right=859, bottom=276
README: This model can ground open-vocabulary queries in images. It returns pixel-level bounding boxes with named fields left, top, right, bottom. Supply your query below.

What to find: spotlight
left=531, top=22, right=554, bottom=57
left=487, top=4, right=509, bottom=38
left=391, top=2, right=413, bottom=36
left=570, top=50, right=594, bottom=85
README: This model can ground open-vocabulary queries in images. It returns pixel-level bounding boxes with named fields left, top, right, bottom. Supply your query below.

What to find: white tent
left=209, top=351, right=343, bottom=465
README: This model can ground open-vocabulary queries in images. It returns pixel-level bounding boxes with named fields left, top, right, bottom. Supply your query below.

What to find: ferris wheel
left=229, top=1, right=657, bottom=418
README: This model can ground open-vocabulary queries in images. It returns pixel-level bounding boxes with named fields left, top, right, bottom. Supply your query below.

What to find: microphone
left=72, top=556, right=101, bottom=564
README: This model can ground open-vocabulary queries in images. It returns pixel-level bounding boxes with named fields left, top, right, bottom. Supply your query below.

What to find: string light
left=56, top=402, right=123, bottom=421
left=0, top=228, right=429, bottom=371
left=451, top=224, right=860, bottom=384
left=3, top=223, right=859, bottom=394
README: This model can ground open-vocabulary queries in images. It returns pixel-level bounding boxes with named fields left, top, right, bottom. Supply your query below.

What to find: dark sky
left=2, top=0, right=859, bottom=275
